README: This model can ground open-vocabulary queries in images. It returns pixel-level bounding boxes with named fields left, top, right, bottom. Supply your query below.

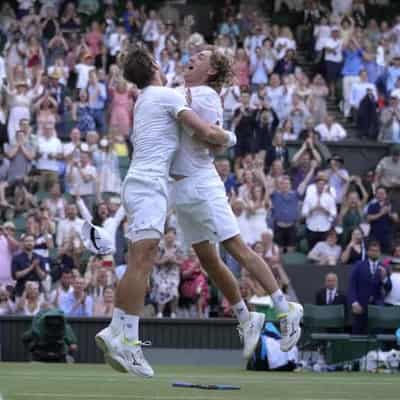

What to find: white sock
left=123, top=314, right=140, bottom=342
left=232, top=300, right=250, bottom=325
left=110, top=307, right=125, bottom=335
left=271, top=289, right=289, bottom=314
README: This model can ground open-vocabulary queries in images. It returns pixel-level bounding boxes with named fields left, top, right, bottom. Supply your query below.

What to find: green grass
left=0, top=363, right=399, bottom=400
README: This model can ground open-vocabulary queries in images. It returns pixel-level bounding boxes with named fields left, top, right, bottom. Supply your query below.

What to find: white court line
left=13, top=394, right=222, bottom=400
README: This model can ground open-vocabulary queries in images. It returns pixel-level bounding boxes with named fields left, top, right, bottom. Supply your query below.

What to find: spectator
left=270, top=175, right=300, bottom=253
left=384, top=242, right=400, bottom=306
left=180, top=249, right=209, bottom=318
left=72, top=89, right=96, bottom=135
left=348, top=240, right=392, bottom=334
left=93, top=286, right=115, bottom=317
left=56, top=204, right=84, bottom=248
left=215, top=158, right=238, bottom=195
left=60, top=276, right=93, bottom=317
left=36, top=122, right=63, bottom=192
left=367, top=186, right=399, bottom=253
left=315, top=114, right=347, bottom=142
left=16, top=281, right=45, bottom=316
left=66, top=148, right=97, bottom=212
left=151, top=228, right=182, bottom=318
left=87, top=70, right=107, bottom=134
left=308, top=229, right=342, bottom=265
left=11, top=234, right=47, bottom=297
left=341, top=226, right=367, bottom=265
left=302, top=172, right=337, bottom=250
left=379, top=95, right=400, bottom=144
left=325, top=154, right=350, bottom=206
left=315, top=272, right=347, bottom=306
left=260, top=230, right=281, bottom=265
left=0, top=222, right=19, bottom=286
left=43, top=183, right=67, bottom=222
left=0, top=284, right=15, bottom=315
left=375, top=145, right=400, bottom=212
left=308, top=74, right=329, bottom=125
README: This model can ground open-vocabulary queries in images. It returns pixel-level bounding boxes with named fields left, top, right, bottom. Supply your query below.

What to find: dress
left=308, top=85, right=328, bottom=125
left=7, top=92, right=33, bottom=144
left=246, top=207, right=268, bottom=244
left=151, top=245, right=181, bottom=305
left=109, top=89, right=133, bottom=137
left=76, top=103, right=96, bottom=134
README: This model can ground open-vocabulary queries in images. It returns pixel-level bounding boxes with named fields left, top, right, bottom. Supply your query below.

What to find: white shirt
left=274, top=37, right=297, bottom=60
left=385, top=272, right=400, bottom=306
left=74, top=64, right=95, bottom=89
left=37, top=136, right=63, bottom=172
left=56, top=217, right=85, bottom=247
left=244, top=34, right=266, bottom=56
left=142, top=19, right=159, bottom=42
left=171, top=85, right=222, bottom=178
left=315, top=122, right=347, bottom=141
left=331, top=0, right=353, bottom=15
left=67, top=163, right=97, bottom=196
left=314, top=25, right=332, bottom=51
left=221, top=86, right=241, bottom=111
left=0, top=57, right=6, bottom=84
left=302, top=190, right=337, bottom=232
left=266, top=86, right=285, bottom=114
left=108, top=32, right=127, bottom=56
left=128, top=86, right=190, bottom=177
left=324, top=38, right=343, bottom=63
left=350, top=82, right=378, bottom=108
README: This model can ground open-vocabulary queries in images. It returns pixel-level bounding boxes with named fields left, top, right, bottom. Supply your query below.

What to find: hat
left=81, top=221, right=115, bottom=255
left=316, top=172, right=328, bottom=182
left=109, top=196, right=121, bottom=205
left=328, top=154, right=344, bottom=164
left=3, top=221, right=15, bottom=230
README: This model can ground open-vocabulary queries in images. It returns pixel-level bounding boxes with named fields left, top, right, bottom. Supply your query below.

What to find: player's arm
left=178, top=109, right=232, bottom=145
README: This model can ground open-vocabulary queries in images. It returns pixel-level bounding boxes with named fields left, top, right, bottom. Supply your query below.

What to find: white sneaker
left=95, top=327, right=126, bottom=373
left=238, top=312, right=265, bottom=359
left=112, top=337, right=154, bottom=378
left=279, top=302, right=303, bottom=352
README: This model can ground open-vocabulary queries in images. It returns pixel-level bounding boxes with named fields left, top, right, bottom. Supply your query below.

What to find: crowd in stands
left=0, top=0, right=399, bottom=330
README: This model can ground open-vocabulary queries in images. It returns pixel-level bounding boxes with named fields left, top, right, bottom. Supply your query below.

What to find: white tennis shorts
left=174, top=173, right=240, bottom=249
left=121, top=173, right=168, bottom=242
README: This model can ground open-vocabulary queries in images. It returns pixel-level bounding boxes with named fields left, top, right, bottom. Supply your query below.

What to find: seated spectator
left=59, top=276, right=93, bottom=317
left=315, top=114, right=347, bottom=142
left=50, top=269, right=74, bottom=309
left=16, top=281, right=46, bottom=316
left=63, top=128, right=82, bottom=163
left=302, top=172, right=337, bottom=249
left=308, top=229, right=342, bottom=266
left=180, top=249, right=209, bottom=318
left=384, top=242, right=400, bottom=306
left=265, top=132, right=289, bottom=170
left=89, top=266, right=115, bottom=303
left=315, top=272, right=347, bottom=306
left=215, top=158, right=238, bottom=195
left=341, top=227, right=368, bottom=265
left=56, top=204, right=84, bottom=248
left=367, top=186, right=399, bottom=254
left=11, top=234, right=47, bottom=298
left=348, top=240, right=392, bottom=334
left=151, top=228, right=182, bottom=318
left=0, top=222, right=19, bottom=286
left=0, top=284, right=15, bottom=315
left=93, top=286, right=115, bottom=317
left=43, top=183, right=66, bottom=223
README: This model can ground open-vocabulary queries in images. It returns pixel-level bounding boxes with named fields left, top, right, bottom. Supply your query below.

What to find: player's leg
left=222, top=234, right=303, bottom=351
left=193, top=241, right=265, bottom=359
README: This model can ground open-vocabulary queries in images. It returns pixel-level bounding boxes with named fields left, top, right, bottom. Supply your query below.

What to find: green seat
left=303, top=304, right=345, bottom=332
left=368, top=305, right=400, bottom=343
left=13, top=215, right=27, bottom=236
left=282, top=252, right=308, bottom=265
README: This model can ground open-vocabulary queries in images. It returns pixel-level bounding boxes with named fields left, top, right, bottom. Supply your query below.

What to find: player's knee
left=130, top=240, right=159, bottom=270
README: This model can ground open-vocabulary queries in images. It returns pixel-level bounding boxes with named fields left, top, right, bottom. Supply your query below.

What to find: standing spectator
left=384, top=243, right=400, bottom=307
left=315, top=272, right=347, bottom=306
left=356, top=87, right=379, bottom=140
left=11, top=234, right=47, bottom=297
left=87, top=70, right=107, bottom=135
left=367, top=186, right=399, bottom=253
left=74, top=53, right=95, bottom=91
left=59, top=276, right=93, bottom=317
left=0, top=222, right=19, bottom=286
left=341, top=227, right=367, bottom=265
left=379, top=95, right=400, bottom=144
left=308, top=229, right=342, bottom=265
left=56, top=204, right=84, bottom=248
left=323, top=27, right=343, bottom=99
left=43, top=183, right=66, bottom=223
left=249, top=46, right=269, bottom=90
left=270, top=175, right=301, bottom=253
left=315, top=114, right=347, bottom=142
left=72, top=90, right=96, bottom=135
left=233, top=48, right=250, bottom=87
left=151, top=228, right=182, bottom=318
left=66, top=149, right=97, bottom=212
left=220, top=84, right=241, bottom=129
left=325, top=155, right=350, bottom=206
left=308, top=74, right=329, bottom=125
left=375, top=145, right=400, bottom=212
left=302, top=172, right=337, bottom=249
left=142, top=10, right=160, bottom=51
left=36, top=122, right=63, bottom=192
left=348, top=241, right=392, bottom=334
left=264, top=131, right=289, bottom=170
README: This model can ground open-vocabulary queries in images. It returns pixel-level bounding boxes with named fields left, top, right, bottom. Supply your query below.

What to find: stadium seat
left=303, top=304, right=345, bottom=333
left=13, top=215, right=27, bottom=237
left=368, top=305, right=400, bottom=344
left=281, top=252, right=308, bottom=265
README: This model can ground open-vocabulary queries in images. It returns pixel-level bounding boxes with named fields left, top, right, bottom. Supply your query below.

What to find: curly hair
left=120, top=44, right=156, bottom=89
left=207, top=47, right=235, bottom=93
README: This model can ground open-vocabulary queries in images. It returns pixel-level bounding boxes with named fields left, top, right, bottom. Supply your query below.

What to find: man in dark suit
left=315, top=272, right=347, bottom=306
left=347, top=241, right=392, bottom=334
